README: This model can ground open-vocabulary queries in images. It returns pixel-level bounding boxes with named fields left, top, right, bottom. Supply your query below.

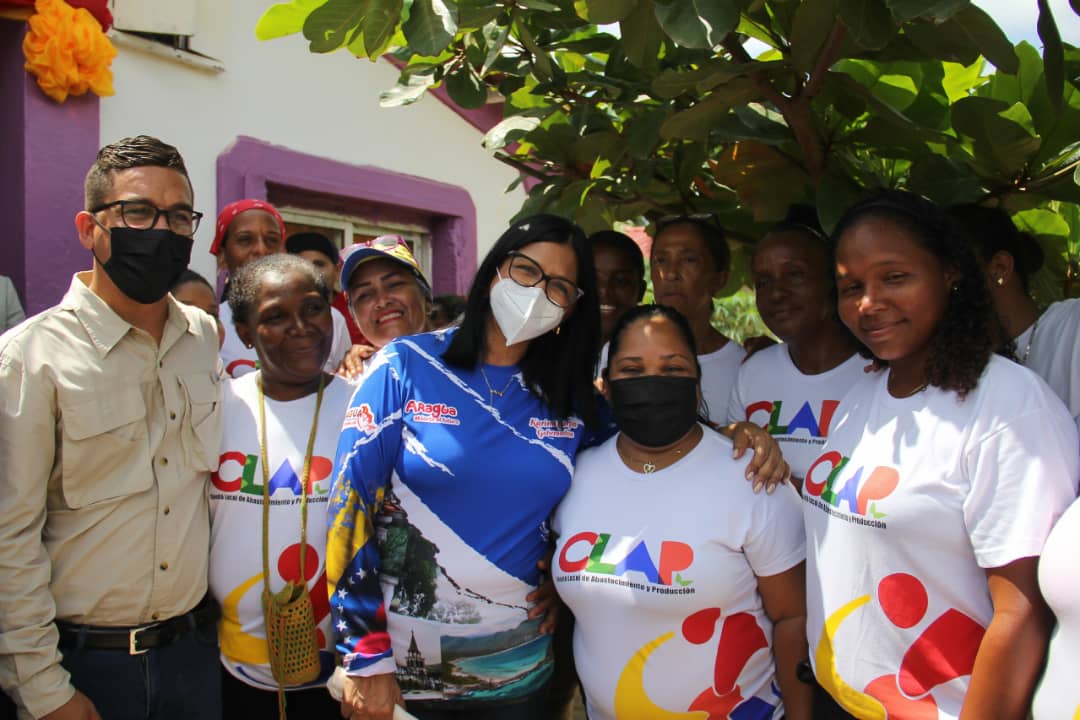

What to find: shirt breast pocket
left=179, top=372, right=222, bottom=472
left=60, top=391, right=153, bottom=508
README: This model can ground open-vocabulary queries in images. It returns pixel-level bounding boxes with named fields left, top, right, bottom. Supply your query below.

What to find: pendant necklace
left=618, top=427, right=699, bottom=474
left=1020, top=317, right=1040, bottom=365
left=480, top=366, right=516, bottom=400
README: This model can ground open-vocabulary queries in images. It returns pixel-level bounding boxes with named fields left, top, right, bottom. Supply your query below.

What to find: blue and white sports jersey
left=327, top=328, right=587, bottom=704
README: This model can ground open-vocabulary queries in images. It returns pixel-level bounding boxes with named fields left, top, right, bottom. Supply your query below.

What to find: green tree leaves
left=256, top=0, right=1080, bottom=296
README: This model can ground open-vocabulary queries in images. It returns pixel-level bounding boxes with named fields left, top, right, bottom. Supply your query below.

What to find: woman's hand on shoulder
left=720, top=421, right=791, bottom=493
left=340, top=673, right=404, bottom=720
left=339, top=344, right=378, bottom=379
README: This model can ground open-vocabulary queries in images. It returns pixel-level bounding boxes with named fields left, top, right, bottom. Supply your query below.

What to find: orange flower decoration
left=23, top=0, right=116, bottom=103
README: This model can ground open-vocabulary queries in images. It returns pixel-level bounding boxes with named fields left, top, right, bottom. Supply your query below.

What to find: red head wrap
left=209, top=199, right=286, bottom=256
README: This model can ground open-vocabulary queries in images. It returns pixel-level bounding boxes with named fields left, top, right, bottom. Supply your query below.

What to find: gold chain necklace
left=888, top=376, right=928, bottom=398
left=480, top=366, right=516, bottom=400
left=617, top=426, right=701, bottom=474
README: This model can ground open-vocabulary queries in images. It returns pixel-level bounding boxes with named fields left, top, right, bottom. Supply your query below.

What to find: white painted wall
left=99, top=0, right=524, bottom=284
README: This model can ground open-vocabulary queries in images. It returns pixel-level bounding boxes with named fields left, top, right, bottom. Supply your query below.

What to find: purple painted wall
left=216, top=136, right=478, bottom=294
left=0, top=19, right=99, bottom=315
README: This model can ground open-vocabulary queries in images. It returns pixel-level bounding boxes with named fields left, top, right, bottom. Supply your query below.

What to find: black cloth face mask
left=608, top=375, right=700, bottom=448
left=94, top=227, right=194, bottom=304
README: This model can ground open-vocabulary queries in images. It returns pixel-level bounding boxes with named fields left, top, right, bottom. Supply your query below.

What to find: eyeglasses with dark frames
left=91, top=200, right=203, bottom=237
left=502, top=251, right=584, bottom=309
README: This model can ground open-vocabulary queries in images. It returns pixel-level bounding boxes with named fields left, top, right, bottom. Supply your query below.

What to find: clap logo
left=558, top=532, right=693, bottom=586
left=804, top=451, right=899, bottom=519
left=745, top=399, right=840, bottom=438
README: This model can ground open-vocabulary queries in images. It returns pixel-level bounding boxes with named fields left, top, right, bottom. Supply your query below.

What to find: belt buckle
left=128, top=626, right=149, bottom=655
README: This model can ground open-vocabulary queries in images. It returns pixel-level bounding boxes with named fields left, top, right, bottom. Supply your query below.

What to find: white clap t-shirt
left=803, top=357, right=1078, bottom=720
left=219, top=301, right=351, bottom=379
left=727, top=346, right=865, bottom=482
left=1034, top=497, right=1080, bottom=719
left=209, top=372, right=357, bottom=690
left=553, top=427, right=805, bottom=720
left=1016, top=298, right=1080, bottom=432
left=698, top=341, right=746, bottom=422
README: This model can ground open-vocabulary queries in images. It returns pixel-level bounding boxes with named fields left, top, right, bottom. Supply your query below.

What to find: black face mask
left=608, top=375, right=700, bottom=448
left=94, top=227, right=193, bottom=304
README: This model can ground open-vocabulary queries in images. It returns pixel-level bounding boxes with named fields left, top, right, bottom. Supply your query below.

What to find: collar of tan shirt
left=60, top=272, right=195, bottom=358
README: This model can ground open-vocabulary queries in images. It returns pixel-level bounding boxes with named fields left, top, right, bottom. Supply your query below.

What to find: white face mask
left=489, top=271, right=566, bottom=346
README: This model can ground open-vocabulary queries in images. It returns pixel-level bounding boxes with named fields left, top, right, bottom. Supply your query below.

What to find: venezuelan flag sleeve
left=326, top=348, right=405, bottom=676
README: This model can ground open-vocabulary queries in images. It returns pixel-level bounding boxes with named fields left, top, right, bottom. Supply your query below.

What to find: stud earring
left=995, top=276, right=1004, bottom=286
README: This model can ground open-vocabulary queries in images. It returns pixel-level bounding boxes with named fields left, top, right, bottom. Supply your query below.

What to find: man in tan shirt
left=0, top=136, right=223, bottom=720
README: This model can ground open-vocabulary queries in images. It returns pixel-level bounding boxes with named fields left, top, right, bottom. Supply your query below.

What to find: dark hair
left=85, top=136, right=191, bottom=210
left=170, top=269, right=213, bottom=294
left=831, top=191, right=996, bottom=398
left=227, top=254, right=330, bottom=327
left=589, top=230, right=646, bottom=294
left=606, top=304, right=701, bottom=376
left=947, top=204, right=1044, bottom=292
left=443, top=214, right=601, bottom=426
left=653, top=215, right=731, bottom=272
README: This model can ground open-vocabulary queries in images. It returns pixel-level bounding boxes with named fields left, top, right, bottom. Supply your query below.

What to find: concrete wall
left=98, top=0, right=523, bottom=287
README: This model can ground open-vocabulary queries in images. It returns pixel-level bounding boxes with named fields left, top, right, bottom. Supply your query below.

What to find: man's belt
left=56, top=597, right=218, bottom=655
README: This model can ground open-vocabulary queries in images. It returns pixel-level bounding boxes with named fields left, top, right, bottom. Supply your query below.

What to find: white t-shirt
left=699, top=341, right=745, bottom=423
left=553, top=428, right=805, bottom=720
left=1015, top=298, right=1080, bottom=432
left=727, top=346, right=865, bottom=482
left=220, top=301, right=351, bottom=379
left=1034, top=497, right=1080, bottom=719
left=803, top=357, right=1079, bottom=719
left=209, top=372, right=357, bottom=690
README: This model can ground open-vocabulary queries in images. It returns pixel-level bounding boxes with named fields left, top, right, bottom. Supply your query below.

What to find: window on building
left=278, top=207, right=433, bottom=281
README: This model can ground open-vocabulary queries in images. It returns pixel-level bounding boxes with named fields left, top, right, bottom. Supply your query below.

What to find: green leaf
left=624, top=107, right=670, bottom=158
left=654, top=0, right=739, bottom=50
left=515, top=15, right=556, bottom=80
left=575, top=0, right=639, bottom=24
left=906, top=154, right=986, bottom=205
left=947, top=4, right=1019, bottom=74
left=836, top=0, right=897, bottom=50
left=362, top=0, right=404, bottom=58
left=621, top=0, right=664, bottom=70
left=403, top=0, right=458, bottom=57
left=482, top=116, right=543, bottom=149
left=790, top=0, right=838, bottom=75
left=650, top=65, right=719, bottom=99
left=951, top=96, right=1041, bottom=177
left=457, top=4, right=503, bottom=28
left=379, top=73, right=435, bottom=106
left=517, top=0, right=562, bottom=11
left=303, top=0, right=364, bottom=53
left=1037, top=0, right=1065, bottom=110
left=941, top=59, right=986, bottom=103
left=885, top=0, right=969, bottom=22
left=817, top=163, right=866, bottom=233
left=256, top=0, right=328, bottom=41
left=445, top=61, right=488, bottom=108
left=659, top=78, right=761, bottom=141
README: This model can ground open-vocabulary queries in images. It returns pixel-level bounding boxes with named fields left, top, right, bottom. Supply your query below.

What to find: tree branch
left=493, top=152, right=552, bottom=182
left=805, top=22, right=848, bottom=99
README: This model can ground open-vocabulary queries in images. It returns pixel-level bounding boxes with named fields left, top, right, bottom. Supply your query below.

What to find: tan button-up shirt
left=0, top=273, right=224, bottom=718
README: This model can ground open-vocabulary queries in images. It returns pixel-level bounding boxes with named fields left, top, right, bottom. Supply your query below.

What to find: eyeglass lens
left=507, top=254, right=579, bottom=308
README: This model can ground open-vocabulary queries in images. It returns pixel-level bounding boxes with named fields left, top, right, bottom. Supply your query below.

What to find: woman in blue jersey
left=329, top=215, right=602, bottom=720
